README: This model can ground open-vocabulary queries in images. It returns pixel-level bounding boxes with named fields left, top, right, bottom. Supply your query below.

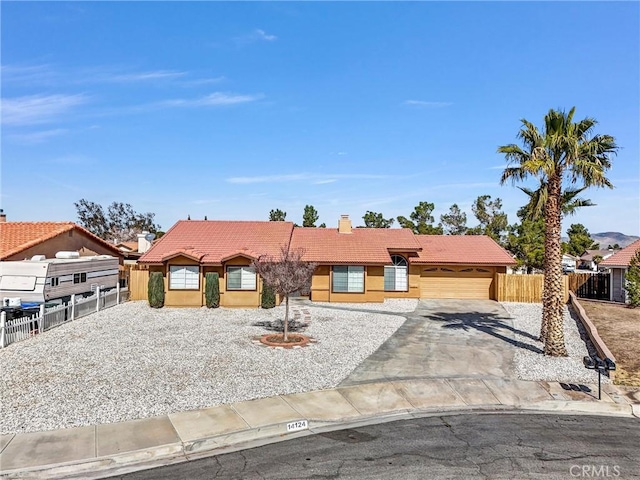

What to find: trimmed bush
left=261, top=283, right=276, bottom=309
left=205, top=272, right=220, bottom=308
left=148, top=272, right=165, bottom=308
left=626, top=250, right=640, bottom=307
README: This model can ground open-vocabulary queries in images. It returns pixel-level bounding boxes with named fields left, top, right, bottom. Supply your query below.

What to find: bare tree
left=252, top=246, right=317, bottom=341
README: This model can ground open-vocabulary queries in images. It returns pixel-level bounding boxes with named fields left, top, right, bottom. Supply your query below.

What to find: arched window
left=384, top=255, right=408, bottom=292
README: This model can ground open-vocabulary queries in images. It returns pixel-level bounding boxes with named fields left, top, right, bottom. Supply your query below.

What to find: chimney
left=0, top=209, right=6, bottom=222
left=338, top=214, right=352, bottom=234
left=137, top=232, right=152, bottom=253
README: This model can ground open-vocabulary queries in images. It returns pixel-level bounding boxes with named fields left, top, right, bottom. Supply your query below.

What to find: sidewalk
left=1, top=377, right=638, bottom=479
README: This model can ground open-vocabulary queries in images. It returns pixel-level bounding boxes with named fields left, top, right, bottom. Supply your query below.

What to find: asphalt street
left=109, top=413, right=640, bottom=480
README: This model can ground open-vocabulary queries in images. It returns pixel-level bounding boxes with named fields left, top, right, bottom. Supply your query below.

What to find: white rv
left=0, top=253, right=119, bottom=306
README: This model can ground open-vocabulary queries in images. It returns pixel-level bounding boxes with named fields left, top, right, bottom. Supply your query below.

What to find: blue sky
left=2, top=2, right=639, bottom=235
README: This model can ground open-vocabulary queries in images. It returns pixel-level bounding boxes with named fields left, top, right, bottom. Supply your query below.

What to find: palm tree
left=499, top=107, right=618, bottom=356
left=517, top=185, right=595, bottom=221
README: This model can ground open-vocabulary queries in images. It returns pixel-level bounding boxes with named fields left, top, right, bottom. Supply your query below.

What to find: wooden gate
left=568, top=273, right=610, bottom=300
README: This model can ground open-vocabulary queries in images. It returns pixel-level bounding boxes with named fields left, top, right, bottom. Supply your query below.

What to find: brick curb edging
left=569, top=292, right=616, bottom=381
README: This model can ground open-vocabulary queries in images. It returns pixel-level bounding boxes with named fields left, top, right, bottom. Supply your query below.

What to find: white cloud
left=226, top=172, right=395, bottom=184
left=255, top=29, right=277, bottom=41
left=233, top=29, right=278, bottom=46
left=403, top=100, right=453, bottom=108
left=105, top=70, right=187, bottom=82
left=1, top=94, right=88, bottom=125
left=7, top=128, right=68, bottom=144
left=160, top=92, right=263, bottom=108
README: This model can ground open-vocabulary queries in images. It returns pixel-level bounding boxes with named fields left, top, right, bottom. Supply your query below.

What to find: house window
left=169, top=265, right=199, bottom=290
left=227, top=266, right=256, bottom=290
left=384, top=255, right=408, bottom=291
left=73, top=273, right=87, bottom=284
left=51, top=277, right=60, bottom=287
left=333, top=266, right=365, bottom=293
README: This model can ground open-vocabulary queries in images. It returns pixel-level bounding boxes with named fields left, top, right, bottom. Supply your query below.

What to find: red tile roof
left=138, top=220, right=295, bottom=264
left=412, top=235, right=516, bottom=266
left=600, top=239, right=640, bottom=267
left=0, top=222, right=121, bottom=260
left=289, top=227, right=421, bottom=265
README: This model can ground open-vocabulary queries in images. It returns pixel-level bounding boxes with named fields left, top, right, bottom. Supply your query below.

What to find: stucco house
left=0, top=220, right=123, bottom=263
left=138, top=215, right=516, bottom=307
left=578, top=249, right=615, bottom=271
left=600, top=239, right=640, bottom=303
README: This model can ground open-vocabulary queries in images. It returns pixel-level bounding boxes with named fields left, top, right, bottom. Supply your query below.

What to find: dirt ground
left=578, top=299, right=640, bottom=386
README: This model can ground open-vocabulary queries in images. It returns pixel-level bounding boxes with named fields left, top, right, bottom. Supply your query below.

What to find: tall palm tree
left=499, top=107, right=618, bottom=356
left=518, top=185, right=595, bottom=221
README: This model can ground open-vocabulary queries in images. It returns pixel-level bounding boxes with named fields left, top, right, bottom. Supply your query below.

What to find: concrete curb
left=2, top=399, right=638, bottom=480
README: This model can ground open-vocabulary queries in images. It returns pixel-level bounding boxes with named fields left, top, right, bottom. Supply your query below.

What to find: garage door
left=420, top=266, right=495, bottom=299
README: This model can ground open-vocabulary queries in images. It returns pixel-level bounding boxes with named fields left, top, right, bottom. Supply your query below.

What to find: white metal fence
left=1, top=286, right=129, bottom=348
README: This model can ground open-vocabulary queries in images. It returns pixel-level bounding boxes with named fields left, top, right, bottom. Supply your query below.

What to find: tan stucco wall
left=309, top=264, right=420, bottom=303
left=5, top=231, right=123, bottom=263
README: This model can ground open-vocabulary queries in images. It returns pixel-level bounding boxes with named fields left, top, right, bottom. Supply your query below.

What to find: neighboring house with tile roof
left=138, top=215, right=517, bottom=307
left=0, top=220, right=122, bottom=263
left=600, top=239, right=640, bottom=303
left=578, top=249, right=616, bottom=271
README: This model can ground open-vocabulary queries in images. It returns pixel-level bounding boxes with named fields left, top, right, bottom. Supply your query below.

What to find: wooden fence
left=129, top=268, right=149, bottom=301
left=495, top=273, right=569, bottom=303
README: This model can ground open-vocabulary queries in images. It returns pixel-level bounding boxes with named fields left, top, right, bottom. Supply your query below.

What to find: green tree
left=302, top=205, right=320, bottom=227
left=362, top=211, right=394, bottom=228
left=506, top=215, right=545, bottom=274
left=269, top=209, right=287, bottom=221
left=75, top=199, right=160, bottom=242
left=467, top=195, right=508, bottom=245
left=147, top=272, right=165, bottom=308
left=440, top=204, right=468, bottom=235
left=205, top=272, right=220, bottom=308
left=565, top=224, right=599, bottom=257
left=500, top=107, right=618, bottom=356
left=625, top=249, right=640, bottom=307
left=517, top=186, right=595, bottom=221
left=397, top=202, right=443, bottom=234
left=261, top=284, right=276, bottom=309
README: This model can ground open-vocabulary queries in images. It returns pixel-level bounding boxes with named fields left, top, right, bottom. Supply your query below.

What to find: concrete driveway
left=341, top=299, right=525, bottom=386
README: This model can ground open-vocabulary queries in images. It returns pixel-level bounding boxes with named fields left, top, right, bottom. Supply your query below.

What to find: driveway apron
left=340, top=299, right=518, bottom=386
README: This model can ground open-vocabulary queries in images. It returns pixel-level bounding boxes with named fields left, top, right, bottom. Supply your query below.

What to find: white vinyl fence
left=1, top=285, right=128, bottom=348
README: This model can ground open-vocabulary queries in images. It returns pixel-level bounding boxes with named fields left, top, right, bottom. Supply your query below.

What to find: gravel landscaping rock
left=0, top=300, right=407, bottom=434
left=501, top=302, right=609, bottom=385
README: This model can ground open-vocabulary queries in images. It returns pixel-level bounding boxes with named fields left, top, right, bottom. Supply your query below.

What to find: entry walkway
left=342, top=300, right=517, bottom=386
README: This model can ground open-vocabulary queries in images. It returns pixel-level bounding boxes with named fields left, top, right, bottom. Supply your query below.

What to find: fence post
left=116, top=283, right=121, bottom=304
left=96, top=286, right=101, bottom=312
left=39, top=304, right=45, bottom=333
left=1, top=311, right=6, bottom=348
left=71, top=294, right=76, bottom=320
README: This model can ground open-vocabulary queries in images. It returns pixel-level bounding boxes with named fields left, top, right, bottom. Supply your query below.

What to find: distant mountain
left=591, top=232, right=639, bottom=249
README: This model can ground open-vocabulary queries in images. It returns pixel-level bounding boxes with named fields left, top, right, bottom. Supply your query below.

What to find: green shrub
left=261, top=283, right=276, bottom=309
left=205, top=272, right=220, bottom=308
left=625, top=250, right=640, bottom=307
left=148, top=272, right=165, bottom=308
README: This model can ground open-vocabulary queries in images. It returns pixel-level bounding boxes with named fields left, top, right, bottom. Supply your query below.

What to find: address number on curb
left=286, top=420, right=309, bottom=432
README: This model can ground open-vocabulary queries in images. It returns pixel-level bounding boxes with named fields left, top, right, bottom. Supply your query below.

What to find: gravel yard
left=0, top=300, right=410, bottom=434
left=502, top=302, right=608, bottom=385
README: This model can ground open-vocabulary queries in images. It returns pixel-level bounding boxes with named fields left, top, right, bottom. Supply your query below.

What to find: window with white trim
left=169, top=265, right=199, bottom=290
left=227, top=266, right=257, bottom=290
left=384, top=255, right=408, bottom=291
left=332, top=266, right=365, bottom=293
